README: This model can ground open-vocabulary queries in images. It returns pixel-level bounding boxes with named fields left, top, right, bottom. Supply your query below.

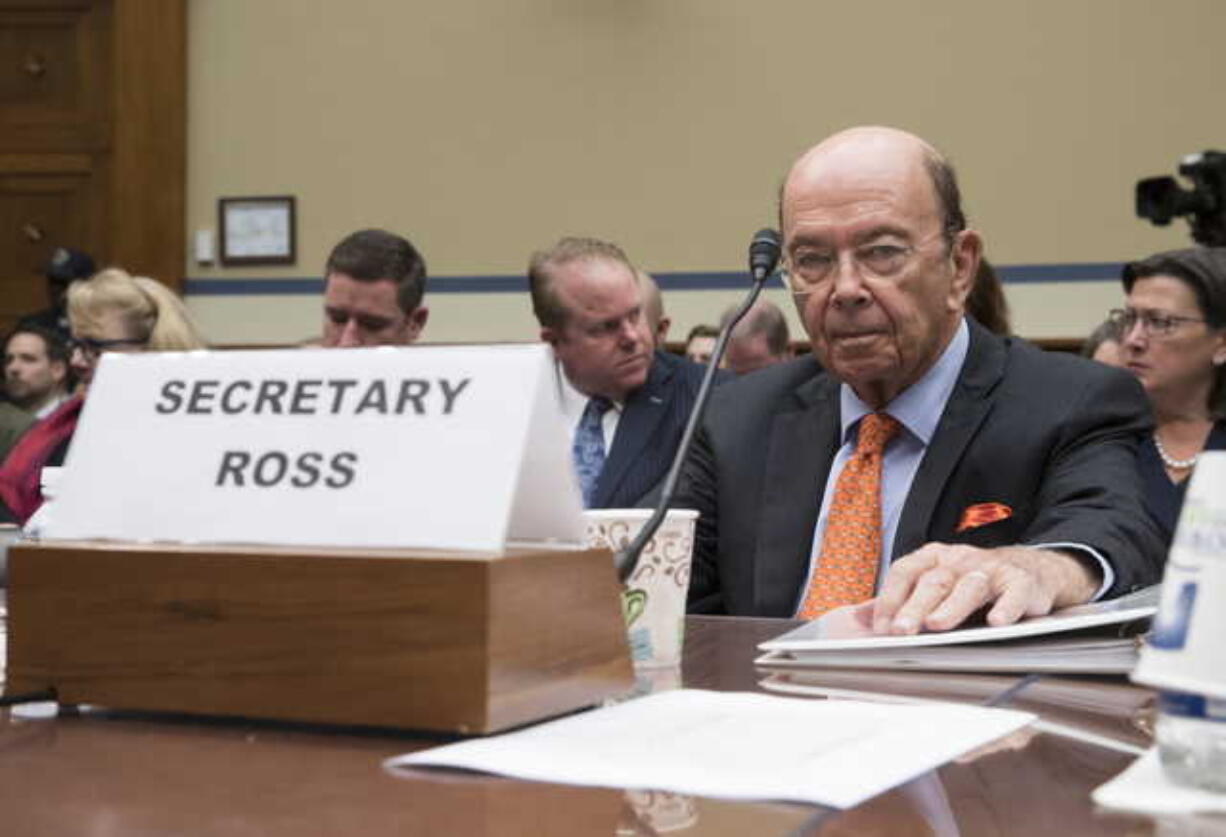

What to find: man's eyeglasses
left=70, top=336, right=148, bottom=357
left=1107, top=308, right=1207, bottom=338
left=780, top=232, right=945, bottom=295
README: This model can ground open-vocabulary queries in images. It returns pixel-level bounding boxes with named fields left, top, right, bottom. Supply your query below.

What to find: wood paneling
left=0, top=162, right=98, bottom=325
left=0, top=0, right=184, bottom=335
left=109, top=0, right=185, bottom=285
left=0, top=1, right=111, bottom=151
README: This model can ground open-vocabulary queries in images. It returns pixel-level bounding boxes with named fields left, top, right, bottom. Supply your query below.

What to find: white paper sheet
left=1094, top=747, right=1226, bottom=815
left=387, top=689, right=1034, bottom=809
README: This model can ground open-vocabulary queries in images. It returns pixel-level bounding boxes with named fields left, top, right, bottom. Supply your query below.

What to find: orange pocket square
left=957, top=502, right=1013, bottom=532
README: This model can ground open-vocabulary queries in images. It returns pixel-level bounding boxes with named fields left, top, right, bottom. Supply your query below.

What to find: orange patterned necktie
left=798, top=411, right=901, bottom=619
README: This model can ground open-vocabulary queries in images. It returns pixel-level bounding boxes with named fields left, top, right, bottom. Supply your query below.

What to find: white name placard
left=44, top=344, right=585, bottom=552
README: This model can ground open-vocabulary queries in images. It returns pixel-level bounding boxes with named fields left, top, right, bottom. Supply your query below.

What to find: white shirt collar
left=33, top=392, right=70, bottom=420
left=552, top=353, right=624, bottom=429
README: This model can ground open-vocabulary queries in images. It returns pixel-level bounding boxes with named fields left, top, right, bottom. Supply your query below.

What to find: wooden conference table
left=0, top=616, right=1177, bottom=836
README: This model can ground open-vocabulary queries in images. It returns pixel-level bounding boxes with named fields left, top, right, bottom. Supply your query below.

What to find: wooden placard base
left=5, top=541, right=634, bottom=734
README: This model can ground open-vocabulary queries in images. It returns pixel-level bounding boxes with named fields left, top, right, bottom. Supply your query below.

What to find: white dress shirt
left=554, top=360, right=623, bottom=451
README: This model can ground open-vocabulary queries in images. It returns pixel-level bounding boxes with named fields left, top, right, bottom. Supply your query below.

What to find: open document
left=388, top=689, right=1034, bottom=809
left=757, top=587, right=1158, bottom=674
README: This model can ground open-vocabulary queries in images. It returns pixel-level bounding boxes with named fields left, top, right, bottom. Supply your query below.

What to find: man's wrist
left=1034, top=547, right=1101, bottom=606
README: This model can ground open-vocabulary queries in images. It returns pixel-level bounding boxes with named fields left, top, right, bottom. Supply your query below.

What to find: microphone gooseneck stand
left=613, top=228, right=782, bottom=582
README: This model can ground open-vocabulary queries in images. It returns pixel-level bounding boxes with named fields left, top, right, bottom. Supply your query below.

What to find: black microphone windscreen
left=749, top=228, right=782, bottom=279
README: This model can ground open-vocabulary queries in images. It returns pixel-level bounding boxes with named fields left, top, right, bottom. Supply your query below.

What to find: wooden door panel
left=0, top=168, right=96, bottom=333
left=0, top=2, right=112, bottom=152
left=0, top=0, right=184, bottom=313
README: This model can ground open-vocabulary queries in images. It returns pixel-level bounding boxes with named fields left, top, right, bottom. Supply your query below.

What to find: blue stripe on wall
left=183, top=262, right=1124, bottom=297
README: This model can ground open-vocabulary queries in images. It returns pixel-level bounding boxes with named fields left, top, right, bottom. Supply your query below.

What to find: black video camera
left=1136, top=150, right=1226, bottom=246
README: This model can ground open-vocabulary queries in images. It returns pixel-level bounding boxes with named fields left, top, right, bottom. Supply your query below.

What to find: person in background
left=0, top=268, right=207, bottom=524
left=1082, top=318, right=1125, bottom=368
left=320, top=229, right=428, bottom=347
left=0, top=403, right=33, bottom=465
left=18, top=246, right=96, bottom=340
left=1114, top=247, right=1226, bottom=537
left=684, top=324, right=719, bottom=365
left=718, top=299, right=793, bottom=375
left=638, top=270, right=672, bottom=348
left=529, top=236, right=708, bottom=509
left=3, top=325, right=72, bottom=419
left=965, top=257, right=1011, bottom=336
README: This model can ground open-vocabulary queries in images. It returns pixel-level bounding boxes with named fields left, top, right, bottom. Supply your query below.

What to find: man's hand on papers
left=810, top=600, right=878, bottom=639
left=871, top=544, right=1100, bottom=635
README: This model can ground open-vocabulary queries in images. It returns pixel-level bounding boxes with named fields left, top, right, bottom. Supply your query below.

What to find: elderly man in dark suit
left=530, top=237, right=706, bottom=509
left=679, top=126, right=1165, bottom=632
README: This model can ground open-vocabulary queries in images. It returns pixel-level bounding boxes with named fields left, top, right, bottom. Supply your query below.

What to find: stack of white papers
left=757, top=591, right=1157, bottom=674
left=388, top=689, right=1034, bottom=809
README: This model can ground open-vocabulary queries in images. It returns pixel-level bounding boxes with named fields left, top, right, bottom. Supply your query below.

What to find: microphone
left=614, top=228, right=782, bottom=582
left=749, top=228, right=782, bottom=282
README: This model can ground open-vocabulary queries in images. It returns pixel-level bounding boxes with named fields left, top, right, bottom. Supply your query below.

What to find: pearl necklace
left=1154, top=433, right=1199, bottom=470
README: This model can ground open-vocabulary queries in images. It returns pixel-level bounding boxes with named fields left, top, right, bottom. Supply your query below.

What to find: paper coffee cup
left=583, top=508, right=698, bottom=669
left=1134, top=452, right=1226, bottom=697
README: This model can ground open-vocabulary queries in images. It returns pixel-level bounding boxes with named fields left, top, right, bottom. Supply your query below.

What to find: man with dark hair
left=679, top=126, right=1163, bottom=629
left=684, top=324, right=719, bottom=365
left=719, top=299, right=793, bottom=375
left=529, top=237, right=707, bottom=509
left=320, top=229, right=428, bottom=347
left=4, top=325, right=71, bottom=418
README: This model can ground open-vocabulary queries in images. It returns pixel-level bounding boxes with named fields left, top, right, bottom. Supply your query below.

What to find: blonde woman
left=0, top=268, right=206, bottom=523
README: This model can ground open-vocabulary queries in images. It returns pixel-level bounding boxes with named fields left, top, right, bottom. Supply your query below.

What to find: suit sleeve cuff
left=1026, top=541, right=1114, bottom=602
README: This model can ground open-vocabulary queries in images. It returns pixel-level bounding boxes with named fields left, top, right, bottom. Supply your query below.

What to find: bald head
left=782, top=127, right=965, bottom=249
left=779, top=126, right=981, bottom=407
left=719, top=299, right=792, bottom=375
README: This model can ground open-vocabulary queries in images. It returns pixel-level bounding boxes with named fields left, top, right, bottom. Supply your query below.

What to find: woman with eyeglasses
left=1113, top=247, right=1226, bottom=537
left=0, top=267, right=206, bottom=524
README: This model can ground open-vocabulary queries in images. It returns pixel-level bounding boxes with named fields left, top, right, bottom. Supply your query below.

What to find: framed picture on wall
left=218, top=196, right=297, bottom=266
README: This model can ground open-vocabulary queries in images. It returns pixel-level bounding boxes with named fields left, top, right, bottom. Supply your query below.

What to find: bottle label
left=1150, top=581, right=1198, bottom=650
left=1159, top=691, right=1226, bottom=721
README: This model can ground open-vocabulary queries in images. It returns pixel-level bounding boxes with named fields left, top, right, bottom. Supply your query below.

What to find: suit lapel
left=753, top=373, right=841, bottom=615
left=893, top=323, right=1006, bottom=558
left=594, top=356, right=672, bottom=507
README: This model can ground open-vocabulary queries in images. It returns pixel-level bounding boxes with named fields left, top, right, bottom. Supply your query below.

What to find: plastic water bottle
left=1156, top=691, right=1226, bottom=792
left=1132, top=456, right=1226, bottom=792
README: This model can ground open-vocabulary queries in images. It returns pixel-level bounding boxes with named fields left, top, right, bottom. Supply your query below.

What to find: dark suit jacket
left=590, top=350, right=710, bottom=509
left=677, top=320, right=1167, bottom=616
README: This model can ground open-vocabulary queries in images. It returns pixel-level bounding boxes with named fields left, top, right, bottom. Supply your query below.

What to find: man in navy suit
left=678, top=127, right=1165, bottom=630
left=529, top=237, right=706, bottom=509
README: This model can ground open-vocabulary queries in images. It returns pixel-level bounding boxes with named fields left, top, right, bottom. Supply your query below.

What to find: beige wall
left=186, top=0, right=1226, bottom=344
